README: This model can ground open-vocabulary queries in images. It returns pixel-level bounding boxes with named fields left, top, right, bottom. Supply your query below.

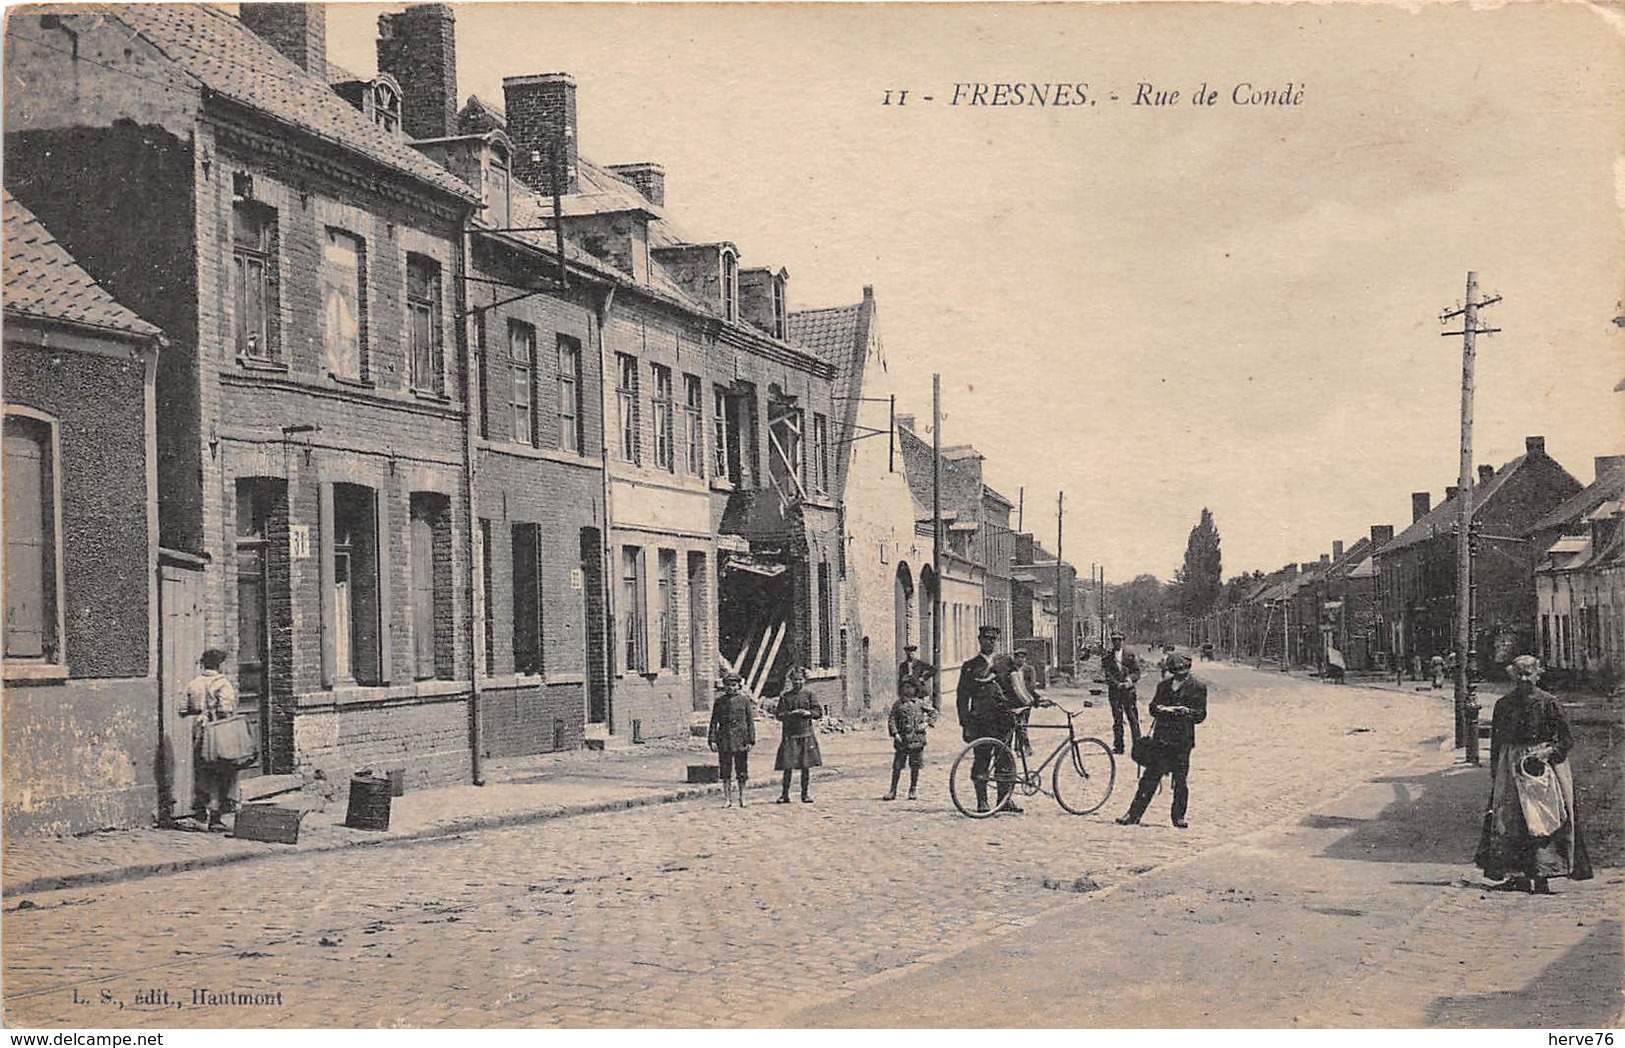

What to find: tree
left=1172, top=508, right=1223, bottom=620
left=1107, top=573, right=1173, bottom=641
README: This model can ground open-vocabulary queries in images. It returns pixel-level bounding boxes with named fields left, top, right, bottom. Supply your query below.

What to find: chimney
left=1411, top=492, right=1431, bottom=522
left=1301, top=562, right=1318, bottom=574
left=241, top=4, right=326, bottom=74
left=1595, top=455, right=1625, bottom=480
left=606, top=163, right=665, bottom=208
left=1319, top=553, right=1330, bottom=566
left=1525, top=435, right=1546, bottom=457
left=896, top=414, right=916, bottom=433
left=1445, top=485, right=1461, bottom=502
left=377, top=4, right=459, bottom=140
left=1371, top=524, right=1394, bottom=547
left=1332, top=540, right=1344, bottom=561
left=504, top=73, right=579, bottom=195
left=1477, top=463, right=1496, bottom=484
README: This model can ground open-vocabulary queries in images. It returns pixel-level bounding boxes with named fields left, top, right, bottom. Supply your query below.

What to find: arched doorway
left=894, top=562, right=915, bottom=667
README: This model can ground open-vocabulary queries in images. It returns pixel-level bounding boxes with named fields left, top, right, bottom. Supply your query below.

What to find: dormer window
left=721, top=250, right=738, bottom=322
left=372, top=78, right=401, bottom=136
left=771, top=274, right=787, bottom=339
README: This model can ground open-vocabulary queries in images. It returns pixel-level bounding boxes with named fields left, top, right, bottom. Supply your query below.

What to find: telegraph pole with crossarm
left=1439, top=271, right=1501, bottom=764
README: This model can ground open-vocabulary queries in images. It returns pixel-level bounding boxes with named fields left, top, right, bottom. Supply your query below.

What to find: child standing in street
left=708, top=670, right=756, bottom=808
left=884, top=679, right=931, bottom=801
left=773, top=666, right=823, bottom=804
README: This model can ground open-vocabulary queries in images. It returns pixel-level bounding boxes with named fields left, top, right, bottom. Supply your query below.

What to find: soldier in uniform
left=956, top=625, right=1032, bottom=814
left=897, top=644, right=935, bottom=710
left=1101, top=630, right=1143, bottom=755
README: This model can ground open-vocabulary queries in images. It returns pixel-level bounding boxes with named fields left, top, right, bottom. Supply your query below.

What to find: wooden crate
left=232, top=803, right=304, bottom=844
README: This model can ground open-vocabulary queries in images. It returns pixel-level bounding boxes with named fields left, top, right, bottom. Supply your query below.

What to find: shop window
left=512, top=523, right=544, bottom=675
left=621, top=545, right=646, bottom=673
left=332, top=484, right=382, bottom=685
left=3, top=414, right=59, bottom=664
left=658, top=549, right=678, bottom=670
left=410, top=493, right=453, bottom=681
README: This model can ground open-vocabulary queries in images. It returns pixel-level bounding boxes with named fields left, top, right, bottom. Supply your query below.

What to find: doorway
left=688, top=551, right=710, bottom=711
left=580, top=527, right=608, bottom=725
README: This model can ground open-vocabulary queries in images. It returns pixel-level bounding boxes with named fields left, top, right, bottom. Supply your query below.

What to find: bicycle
left=948, top=699, right=1116, bottom=818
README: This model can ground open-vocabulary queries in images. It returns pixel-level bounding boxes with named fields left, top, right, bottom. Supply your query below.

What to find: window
left=235, top=480, right=279, bottom=723
left=767, top=395, right=804, bottom=499
left=332, top=484, right=382, bottom=685
left=407, top=254, right=444, bottom=395
left=3, top=414, right=58, bottom=663
left=772, top=275, right=787, bottom=339
left=557, top=335, right=583, bottom=454
left=621, top=545, right=646, bottom=673
left=372, top=79, right=401, bottom=135
left=410, top=493, right=452, bottom=681
left=509, top=319, right=537, bottom=445
left=811, top=412, right=830, bottom=493
left=817, top=561, right=833, bottom=669
left=651, top=363, right=675, bottom=472
left=512, top=523, right=544, bottom=675
left=658, top=549, right=678, bottom=671
left=712, top=386, right=730, bottom=480
left=232, top=202, right=276, bottom=363
left=684, top=374, right=704, bottom=475
left=322, top=228, right=367, bottom=381
left=487, top=157, right=512, bottom=228
left=474, top=312, right=490, bottom=439
left=480, top=519, right=495, bottom=676
left=721, top=251, right=738, bottom=321
left=615, top=353, right=640, bottom=463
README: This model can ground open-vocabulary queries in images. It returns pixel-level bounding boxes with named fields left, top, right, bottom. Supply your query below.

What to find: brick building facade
left=3, top=191, right=166, bottom=836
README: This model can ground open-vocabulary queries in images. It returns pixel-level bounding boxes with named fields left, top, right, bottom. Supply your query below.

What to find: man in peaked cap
left=956, top=625, right=1031, bottom=814
left=897, top=643, right=936, bottom=711
left=1101, top=629, right=1143, bottom=755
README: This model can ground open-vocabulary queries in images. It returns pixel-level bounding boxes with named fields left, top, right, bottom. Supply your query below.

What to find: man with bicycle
left=956, top=625, right=1035, bottom=815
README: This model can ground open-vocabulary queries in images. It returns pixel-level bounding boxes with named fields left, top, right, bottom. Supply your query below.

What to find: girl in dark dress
left=1475, top=656, right=1593, bottom=894
left=773, top=666, right=823, bottom=803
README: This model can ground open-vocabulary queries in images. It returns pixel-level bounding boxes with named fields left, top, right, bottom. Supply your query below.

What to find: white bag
left=1513, top=750, right=1566, bottom=837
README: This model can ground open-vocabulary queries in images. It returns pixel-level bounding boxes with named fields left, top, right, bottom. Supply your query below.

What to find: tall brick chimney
left=1477, top=463, right=1496, bottom=484
left=1525, top=435, right=1546, bottom=456
left=1371, top=524, right=1394, bottom=547
left=1411, top=492, right=1431, bottom=522
left=377, top=4, right=459, bottom=141
left=1332, top=540, right=1344, bottom=561
left=1445, top=486, right=1461, bottom=502
left=607, top=163, right=665, bottom=208
left=504, top=73, right=579, bottom=195
left=240, top=3, right=326, bottom=74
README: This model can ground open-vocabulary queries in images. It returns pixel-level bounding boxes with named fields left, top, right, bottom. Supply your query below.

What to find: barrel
left=345, top=772, right=392, bottom=831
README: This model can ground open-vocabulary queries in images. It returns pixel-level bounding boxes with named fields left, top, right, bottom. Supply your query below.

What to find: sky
left=325, top=2, right=1625, bottom=581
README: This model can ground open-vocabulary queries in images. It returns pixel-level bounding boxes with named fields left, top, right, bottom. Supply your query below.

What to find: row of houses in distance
left=1192, top=435, right=1624, bottom=686
left=1, top=3, right=1087, bottom=837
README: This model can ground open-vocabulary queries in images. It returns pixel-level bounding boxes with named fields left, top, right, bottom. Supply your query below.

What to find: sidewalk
left=2, top=726, right=894, bottom=898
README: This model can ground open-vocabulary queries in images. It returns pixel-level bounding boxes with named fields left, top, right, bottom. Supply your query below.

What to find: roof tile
left=3, top=190, right=161, bottom=339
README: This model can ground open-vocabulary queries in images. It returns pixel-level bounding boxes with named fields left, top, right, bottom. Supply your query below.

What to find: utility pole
left=931, top=374, right=944, bottom=715
left=1055, top=491, right=1065, bottom=673
left=1440, top=271, right=1500, bottom=764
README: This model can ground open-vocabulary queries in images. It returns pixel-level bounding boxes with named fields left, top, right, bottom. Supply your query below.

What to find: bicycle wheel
left=1052, top=736, right=1116, bottom=815
left=949, top=737, right=1017, bottom=818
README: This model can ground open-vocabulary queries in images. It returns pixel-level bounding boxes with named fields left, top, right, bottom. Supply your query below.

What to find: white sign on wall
left=570, top=568, right=584, bottom=591
left=289, top=525, right=312, bottom=560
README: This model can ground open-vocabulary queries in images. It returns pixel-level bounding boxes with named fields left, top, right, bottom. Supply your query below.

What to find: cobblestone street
left=5, top=663, right=1609, bottom=1028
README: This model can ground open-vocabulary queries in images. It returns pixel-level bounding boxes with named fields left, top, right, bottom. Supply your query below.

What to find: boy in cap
left=708, top=670, right=756, bottom=807
left=884, top=678, right=930, bottom=801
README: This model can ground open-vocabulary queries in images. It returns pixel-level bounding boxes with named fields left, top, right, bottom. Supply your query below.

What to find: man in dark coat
left=898, top=644, right=935, bottom=709
left=1117, top=652, right=1208, bottom=827
left=1101, top=630, right=1142, bottom=755
left=956, top=625, right=1031, bottom=814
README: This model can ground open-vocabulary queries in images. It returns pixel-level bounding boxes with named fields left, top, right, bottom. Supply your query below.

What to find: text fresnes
left=950, top=82, right=1093, bottom=106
